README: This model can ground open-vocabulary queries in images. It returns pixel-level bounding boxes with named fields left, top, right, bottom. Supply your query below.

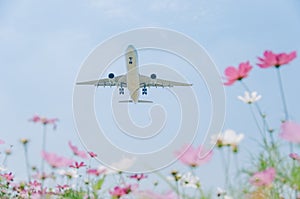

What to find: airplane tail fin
left=119, top=100, right=153, bottom=103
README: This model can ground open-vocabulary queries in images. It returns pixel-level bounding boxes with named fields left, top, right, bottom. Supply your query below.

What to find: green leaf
left=93, top=177, right=106, bottom=191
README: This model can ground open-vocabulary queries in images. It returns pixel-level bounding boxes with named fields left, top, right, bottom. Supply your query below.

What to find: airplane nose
left=126, top=45, right=136, bottom=52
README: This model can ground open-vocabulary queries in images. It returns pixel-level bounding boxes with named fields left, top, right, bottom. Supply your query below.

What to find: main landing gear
left=142, top=86, right=147, bottom=95
left=119, top=87, right=124, bottom=95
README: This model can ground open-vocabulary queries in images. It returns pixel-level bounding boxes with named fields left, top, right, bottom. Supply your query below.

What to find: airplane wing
left=76, top=75, right=127, bottom=87
left=139, top=75, right=192, bottom=88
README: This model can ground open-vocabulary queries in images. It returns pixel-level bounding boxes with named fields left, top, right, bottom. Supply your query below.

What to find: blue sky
left=1, top=0, right=300, bottom=191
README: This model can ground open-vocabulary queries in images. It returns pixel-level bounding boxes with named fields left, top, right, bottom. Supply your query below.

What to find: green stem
left=276, top=68, right=293, bottom=153
left=154, top=171, right=179, bottom=195
left=23, top=144, right=31, bottom=182
left=234, top=153, right=240, bottom=172
left=249, top=105, right=268, bottom=146
left=240, top=80, right=269, bottom=123
left=41, top=125, right=47, bottom=173
left=220, top=148, right=230, bottom=189
left=276, top=68, right=289, bottom=120
left=41, top=125, right=47, bottom=195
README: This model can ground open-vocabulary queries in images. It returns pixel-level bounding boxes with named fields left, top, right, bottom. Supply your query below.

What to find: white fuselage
left=126, top=45, right=140, bottom=103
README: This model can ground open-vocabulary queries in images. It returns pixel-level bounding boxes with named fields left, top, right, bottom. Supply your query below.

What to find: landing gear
left=119, top=87, right=124, bottom=95
left=142, top=87, right=147, bottom=95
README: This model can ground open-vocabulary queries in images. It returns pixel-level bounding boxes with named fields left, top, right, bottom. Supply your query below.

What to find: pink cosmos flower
left=88, top=151, right=97, bottom=158
left=279, top=121, right=300, bottom=143
left=87, top=167, right=106, bottom=176
left=68, top=141, right=88, bottom=159
left=29, top=180, right=42, bottom=188
left=223, top=61, right=253, bottom=86
left=29, top=114, right=59, bottom=129
left=109, top=186, right=126, bottom=198
left=289, top=153, right=300, bottom=162
left=70, top=161, right=86, bottom=169
left=129, top=174, right=147, bottom=181
left=0, top=172, right=14, bottom=182
left=249, top=167, right=276, bottom=187
left=133, top=190, right=178, bottom=199
left=109, top=184, right=137, bottom=198
left=175, top=144, right=213, bottom=167
left=257, top=50, right=297, bottom=68
left=0, top=139, right=4, bottom=144
left=56, top=184, right=69, bottom=192
left=41, top=151, right=74, bottom=168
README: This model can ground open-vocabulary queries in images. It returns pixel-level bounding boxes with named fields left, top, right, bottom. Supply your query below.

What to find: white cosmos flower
left=217, top=187, right=226, bottom=196
left=99, top=156, right=136, bottom=175
left=217, top=187, right=233, bottom=198
left=211, top=134, right=223, bottom=146
left=179, top=172, right=200, bottom=188
left=222, top=129, right=244, bottom=146
left=238, top=91, right=261, bottom=104
left=57, top=169, right=78, bottom=179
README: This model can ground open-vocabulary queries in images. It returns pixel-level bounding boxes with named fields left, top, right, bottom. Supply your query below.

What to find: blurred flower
left=0, top=139, right=5, bottom=144
left=0, top=172, right=14, bottom=182
left=32, top=172, right=53, bottom=180
left=217, top=187, right=226, bottom=197
left=58, top=169, right=78, bottom=179
left=86, top=167, right=106, bottom=176
left=96, top=162, right=135, bottom=176
left=249, top=167, right=276, bottom=187
left=56, top=184, right=69, bottom=192
left=168, top=170, right=182, bottom=182
left=68, top=141, right=88, bottom=159
left=257, top=50, right=297, bottom=68
left=179, top=172, right=200, bottom=188
left=216, top=187, right=233, bottom=198
left=5, top=148, right=12, bottom=155
left=29, top=180, right=41, bottom=188
left=279, top=121, right=300, bottom=143
left=238, top=91, right=262, bottom=104
left=20, top=138, right=29, bottom=145
left=110, top=156, right=136, bottom=173
left=41, top=151, right=74, bottom=168
left=211, top=134, right=223, bottom=148
left=109, top=186, right=126, bottom=198
left=69, top=161, right=86, bottom=169
left=222, top=129, right=244, bottom=152
left=223, top=61, right=252, bottom=86
left=109, top=184, right=137, bottom=198
left=289, top=153, right=300, bottom=162
left=133, top=190, right=178, bottom=199
left=129, top=174, right=147, bottom=181
left=29, top=114, right=59, bottom=129
left=175, top=144, right=212, bottom=167
left=211, top=130, right=244, bottom=152
left=88, top=151, right=97, bottom=158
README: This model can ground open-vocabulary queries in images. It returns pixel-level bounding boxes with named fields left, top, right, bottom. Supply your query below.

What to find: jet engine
left=150, top=73, right=157, bottom=79
left=108, top=73, right=115, bottom=79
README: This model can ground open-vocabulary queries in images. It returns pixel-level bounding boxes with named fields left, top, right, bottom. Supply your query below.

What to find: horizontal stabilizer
left=119, top=100, right=153, bottom=103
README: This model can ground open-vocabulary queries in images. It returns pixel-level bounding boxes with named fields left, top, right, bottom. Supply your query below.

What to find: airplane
left=76, top=45, right=192, bottom=103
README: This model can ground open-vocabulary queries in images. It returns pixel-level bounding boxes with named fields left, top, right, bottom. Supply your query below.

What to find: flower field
left=0, top=50, right=299, bottom=199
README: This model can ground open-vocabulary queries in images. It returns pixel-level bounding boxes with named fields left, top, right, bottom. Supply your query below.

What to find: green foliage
left=93, top=176, right=106, bottom=191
